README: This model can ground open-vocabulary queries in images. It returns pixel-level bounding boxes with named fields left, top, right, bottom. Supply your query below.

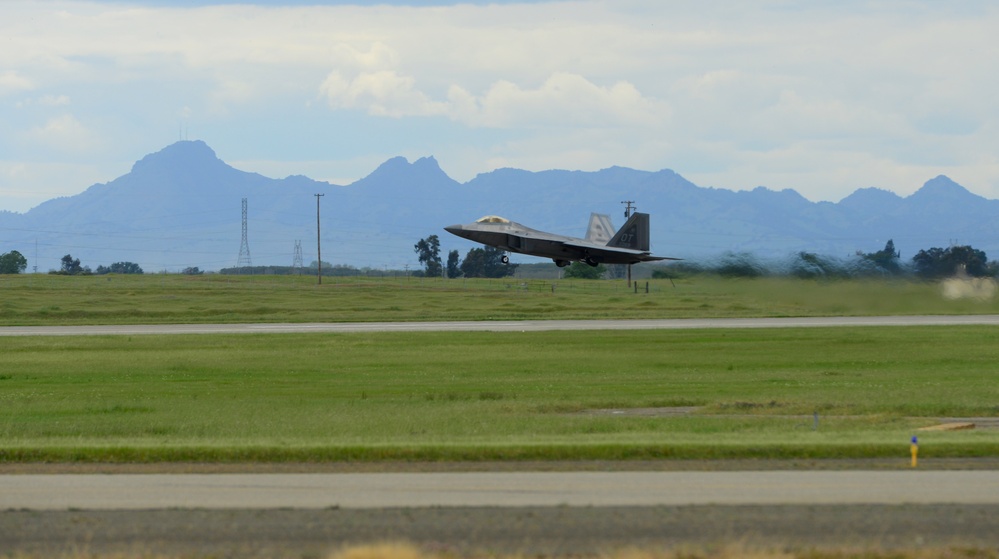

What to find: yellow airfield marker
left=910, top=435, right=918, bottom=468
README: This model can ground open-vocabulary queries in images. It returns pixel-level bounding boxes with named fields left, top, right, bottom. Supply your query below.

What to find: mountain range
left=2, top=140, right=997, bottom=273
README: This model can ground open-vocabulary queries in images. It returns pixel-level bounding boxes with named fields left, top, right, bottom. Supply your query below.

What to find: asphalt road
left=4, top=314, right=999, bottom=336
left=4, top=472, right=999, bottom=556
left=4, top=471, right=999, bottom=510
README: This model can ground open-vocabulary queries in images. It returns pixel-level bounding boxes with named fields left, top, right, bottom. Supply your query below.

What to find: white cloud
left=322, top=68, right=667, bottom=129
left=1, top=0, right=999, bottom=206
left=28, top=114, right=96, bottom=153
left=0, top=71, right=34, bottom=94
left=207, top=78, right=257, bottom=113
left=2, top=162, right=29, bottom=181
left=329, top=42, right=400, bottom=73
left=37, top=94, right=71, bottom=107
left=449, top=73, right=668, bottom=129
left=16, top=94, right=71, bottom=108
left=320, top=70, right=447, bottom=117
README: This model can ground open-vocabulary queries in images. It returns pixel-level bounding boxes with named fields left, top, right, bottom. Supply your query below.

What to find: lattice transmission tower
left=292, top=240, right=303, bottom=272
left=236, top=198, right=252, bottom=269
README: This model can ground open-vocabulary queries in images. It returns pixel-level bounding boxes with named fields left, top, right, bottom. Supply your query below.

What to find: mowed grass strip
left=3, top=274, right=999, bottom=325
left=2, top=326, right=998, bottom=462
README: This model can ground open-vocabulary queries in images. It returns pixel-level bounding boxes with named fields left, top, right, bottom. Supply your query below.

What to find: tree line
left=0, top=252, right=147, bottom=275
left=662, top=240, right=998, bottom=280
left=417, top=235, right=999, bottom=281
left=3, top=239, right=995, bottom=279
left=410, top=234, right=610, bottom=279
left=48, top=254, right=145, bottom=275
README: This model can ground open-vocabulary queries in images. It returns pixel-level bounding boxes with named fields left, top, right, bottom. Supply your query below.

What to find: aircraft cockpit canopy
left=475, top=215, right=510, bottom=224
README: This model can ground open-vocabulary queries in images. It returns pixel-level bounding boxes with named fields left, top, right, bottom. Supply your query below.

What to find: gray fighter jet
left=444, top=212, right=678, bottom=267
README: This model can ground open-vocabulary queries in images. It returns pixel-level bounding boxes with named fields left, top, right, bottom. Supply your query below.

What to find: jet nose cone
left=444, top=224, right=463, bottom=235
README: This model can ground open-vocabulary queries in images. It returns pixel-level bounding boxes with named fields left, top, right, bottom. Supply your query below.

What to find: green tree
left=446, top=249, right=462, bottom=278
left=414, top=235, right=443, bottom=278
left=0, top=250, right=27, bottom=274
left=913, top=245, right=989, bottom=279
left=96, top=262, right=144, bottom=275
left=563, top=261, right=606, bottom=279
left=55, top=254, right=88, bottom=275
left=861, top=239, right=902, bottom=275
left=790, top=252, right=848, bottom=279
left=460, top=246, right=516, bottom=278
left=716, top=252, right=764, bottom=277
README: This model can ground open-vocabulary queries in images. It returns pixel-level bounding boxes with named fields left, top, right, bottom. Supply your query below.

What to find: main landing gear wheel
left=554, top=259, right=570, bottom=267
left=501, top=255, right=510, bottom=264
left=585, top=256, right=600, bottom=267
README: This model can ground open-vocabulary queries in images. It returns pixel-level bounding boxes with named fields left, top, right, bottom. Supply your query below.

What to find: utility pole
left=621, top=200, right=635, bottom=288
left=292, top=240, right=303, bottom=273
left=315, top=194, right=324, bottom=285
left=236, top=198, right=252, bottom=272
left=621, top=200, right=635, bottom=219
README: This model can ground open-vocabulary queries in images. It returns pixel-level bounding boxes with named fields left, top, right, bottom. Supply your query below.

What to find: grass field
left=5, top=275, right=997, bottom=555
left=2, top=273, right=999, bottom=325
left=3, top=276, right=999, bottom=558
left=3, top=273, right=999, bottom=462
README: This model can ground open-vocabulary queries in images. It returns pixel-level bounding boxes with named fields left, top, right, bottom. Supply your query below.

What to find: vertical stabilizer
left=585, top=213, right=615, bottom=244
left=607, top=212, right=650, bottom=251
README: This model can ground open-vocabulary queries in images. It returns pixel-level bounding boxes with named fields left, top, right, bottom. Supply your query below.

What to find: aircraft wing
left=562, top=240, right=679, bottom=264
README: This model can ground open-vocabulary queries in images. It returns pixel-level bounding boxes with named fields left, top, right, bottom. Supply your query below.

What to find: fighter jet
left=444, top=212, right=678, bottom=267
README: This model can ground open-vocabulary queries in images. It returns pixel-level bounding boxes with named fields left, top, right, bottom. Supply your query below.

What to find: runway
left=6, top=472, right=999, bottom=555
left=4, top=471, right=999, bottom=510
left=3, top=314, right=999, bottom=336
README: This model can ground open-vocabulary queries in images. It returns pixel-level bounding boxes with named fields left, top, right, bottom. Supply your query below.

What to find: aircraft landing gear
left=584, top=256, right=600, bottom=267
left=554, top=259, right=570, bottom=268
left=501, top=254, right=510, bottom=264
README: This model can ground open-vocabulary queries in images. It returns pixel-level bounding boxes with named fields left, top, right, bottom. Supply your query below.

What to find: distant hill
left=2, top=140, right=997, bottom=273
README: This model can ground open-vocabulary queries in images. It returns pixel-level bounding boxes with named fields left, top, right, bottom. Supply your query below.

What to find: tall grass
left=3, top=326, right=998, bottom=462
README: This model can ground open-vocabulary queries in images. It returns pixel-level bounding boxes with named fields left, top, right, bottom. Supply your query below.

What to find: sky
left=2, top=0, right=998, bottom=214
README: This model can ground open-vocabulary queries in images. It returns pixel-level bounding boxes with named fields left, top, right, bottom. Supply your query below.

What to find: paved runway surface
left=4, top=471, right=999, bottom=510
left=6, top=472, right=999, bottom=556
left=4, top=314, right=999, bottom=336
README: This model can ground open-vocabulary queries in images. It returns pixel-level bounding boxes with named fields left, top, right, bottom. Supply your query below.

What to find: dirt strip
left=3, top=505, right=999, bottom=558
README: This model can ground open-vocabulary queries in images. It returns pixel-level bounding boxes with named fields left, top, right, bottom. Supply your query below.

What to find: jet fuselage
left=445, top=213, right=675, bottom=267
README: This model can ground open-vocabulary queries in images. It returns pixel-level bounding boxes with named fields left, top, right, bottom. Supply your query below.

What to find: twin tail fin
left=606, top=212, right=651, bottom=252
